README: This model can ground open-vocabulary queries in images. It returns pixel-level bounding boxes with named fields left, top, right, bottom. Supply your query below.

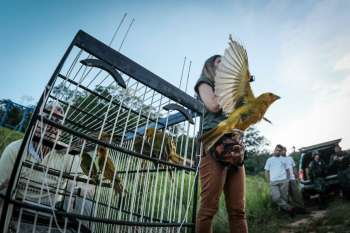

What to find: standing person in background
left=265, top=144, right=295, bottom=217
left=329, top=144, right=350, bottom=199
left=308, top=150, right=327, bottom=209
left=194, top=55, right=248, bottom=233
left=281, top=146, right=307, bottom=213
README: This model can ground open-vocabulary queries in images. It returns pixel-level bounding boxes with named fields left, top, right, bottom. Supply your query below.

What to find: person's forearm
left=198, top=84, right=221, bottom=112
left=286, top=169, right=290, bottom=179
left=293, top=168, right=298, bottom=179
left=265, top=171, right=270, bottom=182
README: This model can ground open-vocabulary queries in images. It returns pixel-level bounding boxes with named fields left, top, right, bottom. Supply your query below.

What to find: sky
left=1, top=0, right=350, bottom=151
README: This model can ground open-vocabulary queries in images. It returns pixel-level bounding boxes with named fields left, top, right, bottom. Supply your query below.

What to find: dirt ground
left=280, top=198, right=350, bottom=233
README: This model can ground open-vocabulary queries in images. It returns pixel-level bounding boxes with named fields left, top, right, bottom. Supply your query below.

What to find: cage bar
left=0, top=30, right=204, bottom=233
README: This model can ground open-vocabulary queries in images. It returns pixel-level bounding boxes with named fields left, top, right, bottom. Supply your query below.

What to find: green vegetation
left=0, top=126, right=23, bottom=155
left=3, top=126, right=349, bottom=233
left=213, top=175, right=284, bottom=233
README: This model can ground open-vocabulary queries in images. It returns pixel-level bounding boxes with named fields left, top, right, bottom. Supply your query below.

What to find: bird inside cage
left=133, top=128, right=193, bottom=168
left=79, top=132, right=125, bottom=195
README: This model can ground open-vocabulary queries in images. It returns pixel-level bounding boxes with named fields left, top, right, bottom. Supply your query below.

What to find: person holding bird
left=195, top=36, right=280, bottom=233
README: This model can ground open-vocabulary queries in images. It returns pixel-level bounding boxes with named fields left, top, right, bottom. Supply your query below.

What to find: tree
left=243, top=127, right=269, bottom=156
left=243, top=127, right=270, bottom=175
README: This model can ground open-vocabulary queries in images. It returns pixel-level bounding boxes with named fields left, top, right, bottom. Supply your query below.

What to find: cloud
left=257, top=0, right=350, bottom=151
left=335, top=53, right=350, bottom=71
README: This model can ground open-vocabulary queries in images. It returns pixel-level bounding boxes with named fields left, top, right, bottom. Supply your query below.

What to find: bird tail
left=169, top=151, right=184, bottom=164
left=169, top=141, right=193, bottom=167
left=201, top=127, right=225, bottom=153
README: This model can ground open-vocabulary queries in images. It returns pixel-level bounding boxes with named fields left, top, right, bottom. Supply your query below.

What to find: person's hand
left=223, top=144, right=245, bottom=166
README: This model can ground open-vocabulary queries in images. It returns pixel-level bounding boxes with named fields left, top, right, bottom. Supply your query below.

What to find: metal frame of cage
left=0, top=30, right=204, bottom=233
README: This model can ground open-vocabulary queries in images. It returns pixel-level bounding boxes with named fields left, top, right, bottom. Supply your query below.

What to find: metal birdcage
left=0, top=30, right=204, bottom=233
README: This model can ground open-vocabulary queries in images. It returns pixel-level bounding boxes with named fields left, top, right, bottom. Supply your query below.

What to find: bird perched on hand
left=80, top=132, right=124, bottom=195
left=134, top=128, right=191, bottom=166
left=201, top=36, right=280, bottom=153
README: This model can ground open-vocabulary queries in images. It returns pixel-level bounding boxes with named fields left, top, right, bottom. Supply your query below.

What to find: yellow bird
left=80, top=132, right=124, bottom=195
left=201, top=36, right=280, bottom=153
left=134, top=128, right=191, bottom=166
left=145, top=128, right=185, bottom=164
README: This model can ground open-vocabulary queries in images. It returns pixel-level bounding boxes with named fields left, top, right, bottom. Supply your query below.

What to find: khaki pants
left=196, top=153, right=248, bottom=233
left=289, top=180, right=304, bottom=208
left=270, top=180, right=291, bottom=211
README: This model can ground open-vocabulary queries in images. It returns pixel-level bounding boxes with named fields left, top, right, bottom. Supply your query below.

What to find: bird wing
left=215, top=35, right=255, bottom=114
left=81, top=152, right=99, bottom=178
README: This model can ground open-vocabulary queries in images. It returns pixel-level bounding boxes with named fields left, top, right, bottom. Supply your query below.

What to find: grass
left=10, top=127, right=349, bottom=233
left=213, top=175, right=350, bottom=233
left=0, top=126, right=23, bottom=155
left=213, top=175, right=284, bottom=233
left=0, top=127, right=280, bottom=232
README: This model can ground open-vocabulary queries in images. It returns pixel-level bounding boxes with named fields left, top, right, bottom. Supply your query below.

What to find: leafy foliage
left=243, top=127, right=269, bottom=155
left=213, top=175, right=279, bottom=233
left=0, top=100, right=33, bottom=132
left=0, top=127, right=23, bottom=155
left=242, top=127, right=270, bottom=175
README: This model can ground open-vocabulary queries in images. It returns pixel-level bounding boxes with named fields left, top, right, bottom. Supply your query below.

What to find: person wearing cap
left=264, top=144, right=295, bottom=216
left=308, top=150, right=327, bottom=208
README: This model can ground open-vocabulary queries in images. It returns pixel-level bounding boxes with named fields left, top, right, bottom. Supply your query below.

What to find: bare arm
left=265, top=170, right=270, bottom=182
left=197, top=83, right=221, bottom=113
left=293, top=167, right=298, bottom=180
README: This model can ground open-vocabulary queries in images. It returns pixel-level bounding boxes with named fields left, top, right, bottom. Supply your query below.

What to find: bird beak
left=263, top=117, right=273, bottom=124
left=275, top=95, right=281, bottom=100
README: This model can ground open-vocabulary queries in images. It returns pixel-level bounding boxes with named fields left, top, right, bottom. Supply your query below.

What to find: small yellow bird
left=201, top=36, right=280, bottom=153
left=80, top=133, right=124, bottom=195
left=145, top=128, right=185, bottom=164
left=134, top=128, right=191, bottom=166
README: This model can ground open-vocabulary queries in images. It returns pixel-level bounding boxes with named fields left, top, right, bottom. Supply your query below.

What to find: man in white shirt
left=265, top=144, right=294, bottom=216
left=281, top=147, right=305, bottom=212
left=0, top=103, right=94, bottom=232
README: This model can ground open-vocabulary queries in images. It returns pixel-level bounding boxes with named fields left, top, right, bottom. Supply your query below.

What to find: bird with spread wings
left=201, top=36, right=280, bottom=153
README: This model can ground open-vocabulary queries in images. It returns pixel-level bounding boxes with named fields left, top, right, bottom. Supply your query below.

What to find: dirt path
left=279, top=198, right=350, bottom=233
left=280, top=209, right=327, bottom=233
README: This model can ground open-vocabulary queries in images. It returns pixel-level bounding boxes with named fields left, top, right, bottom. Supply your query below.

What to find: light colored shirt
left=264, top=156, right=288, bottom=183
left=283, top=156, right=296, bottom=180
left=0, top=139, right=83, bottom=205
